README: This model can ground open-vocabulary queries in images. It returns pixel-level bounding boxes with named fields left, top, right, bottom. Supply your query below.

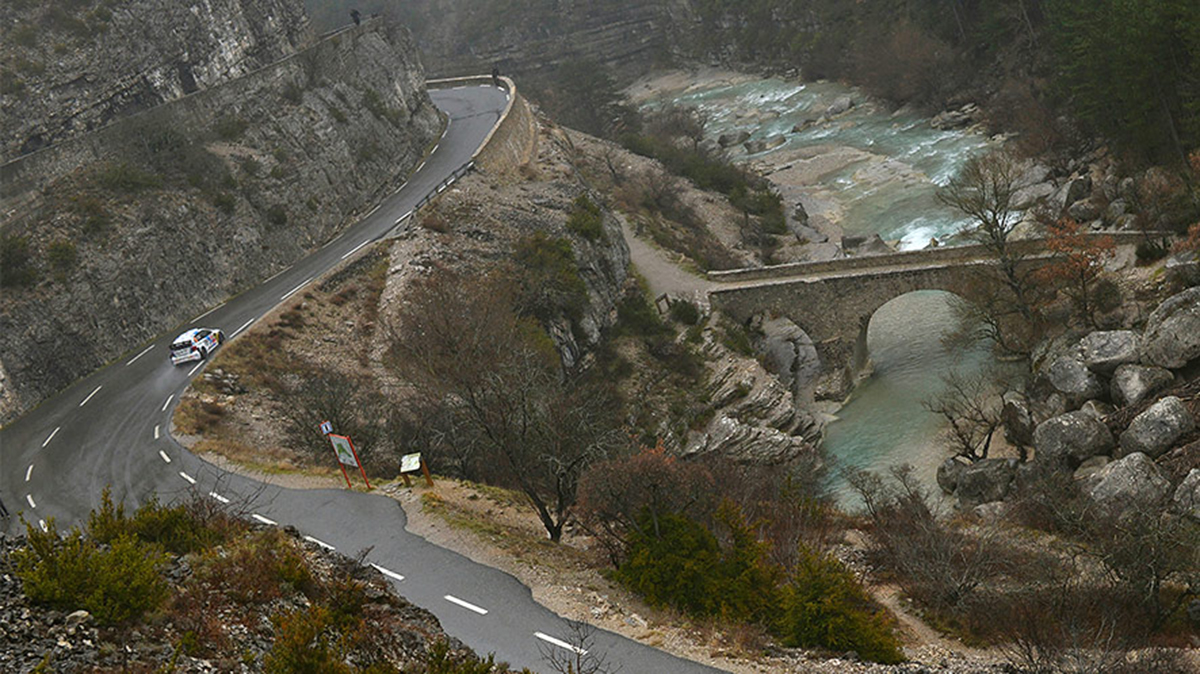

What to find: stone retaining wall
left=427, top=75, right=538, bottom=175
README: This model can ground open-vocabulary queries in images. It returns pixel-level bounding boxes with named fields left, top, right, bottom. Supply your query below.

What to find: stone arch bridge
left=705, top=233, right=1154, bottom=398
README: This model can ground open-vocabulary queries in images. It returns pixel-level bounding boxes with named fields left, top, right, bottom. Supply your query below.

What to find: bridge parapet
left=707, top=231, right=1171, bottom=284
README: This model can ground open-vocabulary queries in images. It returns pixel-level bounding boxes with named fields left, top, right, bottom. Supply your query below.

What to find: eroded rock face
left=1041, top=357, right=1105, bottom=408
left=1111, top=364, right=1174, bottom=408
left=1084, top=452, right=1171, bottom=511
left=756, top=316, right=820, bottom=404
left=1002, top=392, right=1036, bottom=448
left=689, top=414, right=814, bottom=465
left=1034, top=410, right=1115, bottom=470
left=1118, top=396, right=1195, bottom=459
left=1078, top=331, right=1140, bottom=373
left=1141, top=287, right=1200, bottom=368
left=938, top=457, right=967, bottom=494
left=954, top=458, right=1018, bottom=507
left=1173, top=469, right=1200, bottom=521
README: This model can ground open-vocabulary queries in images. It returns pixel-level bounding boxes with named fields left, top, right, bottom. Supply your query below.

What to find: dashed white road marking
left=161, top=394, right=174, bottom=412
left=534, top=632, right=588, bottom=655
left=444, top=595, right=488, bottom=615
left=25, top=465, right=33, bottom=481
left=265, top=268, right=285, bottom=283
left=158, top=450, right=171, bottom=463
left=341, top=239, right=370, bottom=260
left=400, top=210, right=413, bottom=221
left=370, top=563, right=405, bottom=582
left=281, top=277, right=312, bottom=300
left=26, top=494, right=36, bottom=508
left=232, top=318, right=254, bottom=338
left=252, top=514, right=278, bottom=526
left=79, top=385, right=102, bottom=407
left=304, top=535, right=335, bottom=550
left=154, top=425, right=160, bottom=440
left=126, top=345, right=154, bottom=366
left=208, top=491, right=230, bottom=504
left=365, top=203, right=382, bottom=218
left=187, top=361, right=204, bottom=377
left=38, top=519, right=47, bottom=532
left=431, top=143, right=440, bottom=154
left=416, top=160, right=426, bottom=172
left=41, top=427, right=59, bottom=448
left=179, top=471, right=196, bottom=485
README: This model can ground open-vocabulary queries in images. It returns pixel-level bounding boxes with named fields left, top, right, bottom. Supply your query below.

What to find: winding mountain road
left=0, top=85, right=726, bottom=673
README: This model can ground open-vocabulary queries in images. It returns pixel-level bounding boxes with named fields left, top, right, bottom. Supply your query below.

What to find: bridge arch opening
left=826, top=289, right=994, bottom=504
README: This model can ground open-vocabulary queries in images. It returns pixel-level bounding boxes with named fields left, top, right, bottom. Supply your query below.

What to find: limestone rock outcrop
left=1078, top=330, right=1140, bottom=373
left=1111, top=364, right=1174, bottom=408
left=1033, top=410, right=1115, bottom=470
left=1173, top=469, right=1200, bottom=521
left=1118, top=396, right=1195, bottom=459
left=1084, top=452, right=1171, bottom=511
left=1141, top=287, right=1200, bottom=369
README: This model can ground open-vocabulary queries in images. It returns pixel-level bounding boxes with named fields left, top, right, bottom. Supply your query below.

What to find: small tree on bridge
left=1035, top=217, right=1116, bottom=327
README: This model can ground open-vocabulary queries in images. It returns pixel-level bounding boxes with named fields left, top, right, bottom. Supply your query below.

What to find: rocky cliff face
left=0, top=0, right=316, bottom=160
left=0, top=9, right=440, bottom=423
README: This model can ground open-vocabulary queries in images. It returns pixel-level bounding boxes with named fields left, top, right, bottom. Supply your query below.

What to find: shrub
left=96, top=162, right=161, bottom=191
left=71, top=196, right=111, bottom=235
left=240, top=156, right=261, bottom=177
left=512, top=231, right=588, bottom=323
left=775, top=546, right=904, bottom=664
left=668, top=299, right=701, bottom=325
left=281, top=81, right=304, bottom=105
left=1136, top=238, right=1167, bottom=263
left=0, top=234, right=37, bottom=287
left=566, top=194, right=605, bottom=242
left=196, top=529, right=312, bottom=606
left=615, top=289, right=670, bottom=337
left=13, top=519, right=168, bottom=626
left=265, top=606, right=352, bottom=674
left=87, top=488, right=221, bottom=555
left=266, top=204, right=288, bottom=226
left=213, top=114, right=249, bottom=141
left=212, top=191, right=236, bottom=214
left=362, top=88, right=401, bottom=126
left=46, top=239, right=76, bottom=280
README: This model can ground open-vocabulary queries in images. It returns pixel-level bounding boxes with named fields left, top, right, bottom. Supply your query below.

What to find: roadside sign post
left=400, top=452, right=433, bottom=488
left=328, top=433, right=372, bottom=490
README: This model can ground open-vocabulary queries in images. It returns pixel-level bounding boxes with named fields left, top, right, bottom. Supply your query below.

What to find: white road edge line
left=154, top=425, right=160, bottom=440
left=265, top=268, right=285, bottom=283
left=365, top=203, right=382, bottom=218
left=304, top=535, right=335, bottom=551
left=341, top=240, right=369, bottom=260
left=252, top=514, right=278, bottom=526
left=431, top=143, right=440, bottom=154
left=42, top=426, right=60, bottom=448
left=158, top=450, right=171, bottom=463
left=126, top=345, right=154, bottom=366
left=187, top=361, right=204, bottom=377
left=179, top=471, right=196, bottom=485
left=232, top=318, right=254, bottom=338
left=281, top=277, right=313, bottom=301
left=444, top=595, right=488, bottom=615
left=26, top=494, right=36, bottom=508
left=400, top=210, right=413, bottom=221
left=38, top=519, right=47, bottom=532
left=25, top=465, right=33, bottom=481
left=161, top=394, right=174, bottom=412
left=370, top=563, right=405, bottom=582
left=79, top=385, right=102, bottom=407
left=209, top=491, right=230, bottom=504
left=534, top=632, right=588, bottom=655
left=416, top=160, right=426, bottom=172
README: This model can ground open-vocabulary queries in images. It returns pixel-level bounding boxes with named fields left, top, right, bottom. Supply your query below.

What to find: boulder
left=1078, top=330, right=1140, bottom=373
left=1118, top=176, right=1137, bottom=202
left=937, top=457, right=968, bottom=494
left=1042, top=356, right=1105, bottom=407
left=1110, top=364, right=1174, bottom=407
left=1073, top=455, right=1110, bottom=481
left=954, top=458, right=1019, bottom=506
left=756, top=317, right=820, bottom=401
left=1141, top=287, right=1200, bottom=368
left=1064, top=176, right=1093, bottom=207
left=1173, top=469, right=1200, bottom=521
left=792, top=200, right=810, bottom=228
left=843, top=234, right=893, bottom=256
left=1079, top=400, right=1115, bottom=420
left=1012, top=181, right=1056, bottom=210
left=825, top=96, right=854, bottom=117
left=1033, top=410, right=1115, bottom=470
left=1068, top=197, right=1103, bottom=223
left=718, top=131, right=751, bottom=148
left=1118, top=396, right=1194, bottom=458
left=1002, top=392, right=1036, bottom=448
left=1083, top=452, right=1171, bottom=511
left=1105, top=199, right=1128, bottom=223
left=743, top=134, right=786, bottom=154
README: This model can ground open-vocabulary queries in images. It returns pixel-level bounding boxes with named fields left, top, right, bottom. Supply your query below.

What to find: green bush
left=566, top=194, right=605, bottom=242
left=616, top=291, right=670, bottom=337
left=669, top=299, right=701, bottom=325
left=96, top=162, right=161, bottom=191
left=281, top=81, right=304, bottom=105
left=512, top=231, right=588, bottom=323
left=775, top=547, right=905, bottom=664
left=212, top=192, right=237, bottom=214
left=87, top=488, right=221, bottom=555
left=266, top=204, right=288, bottom=227
left=46, top=239, right=76, bottom=280
left=71, top=196, right=111, bottom=235
left=14, top=519, right=168, bottom=626
left=214, top=114, right=249, bottom=141
left=265, top=606, right=352, bottom=674
left=0, top=234, right=37, bottom=287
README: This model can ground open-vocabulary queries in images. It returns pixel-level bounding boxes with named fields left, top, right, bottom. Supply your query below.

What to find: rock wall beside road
left=0, top=16, right=439, bottom=424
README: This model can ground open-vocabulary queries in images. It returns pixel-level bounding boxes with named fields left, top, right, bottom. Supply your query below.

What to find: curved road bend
left=0, top=85, right=727, bottom=673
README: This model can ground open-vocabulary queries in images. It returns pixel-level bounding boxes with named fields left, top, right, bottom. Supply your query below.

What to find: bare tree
left=924, top=370, right=1006, bottom=462
left=539, top=620, right=621, bottom=674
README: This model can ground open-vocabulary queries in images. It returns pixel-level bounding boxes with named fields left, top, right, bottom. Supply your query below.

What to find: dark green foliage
left=281, top=81, right=304, bottom=105
left=1093, top=277, right=1123, bottom=313
left=566, top=194, right=605, bottom=242
left=512, top=231, right=588, bottom=323
left=87, top=488, right=224, bottom=555
left=266, top=204, right=288, bottom=226
left=0, top=234, right=37, bottom=287
left=46, top=239, right=76, bottom=280
left=1136, top=238, right=1168, bottom=263
left=214, top=114, right=250, bottom=141
left=71, top=196, right=111, bottom=235
left=13, top=519, right=168, bottom=626
left=212, top=192, right=237, bottom=214
left=0, top=69, right=25, bottom=95
left=96, top=162, right=162, bottom=191
left=669, top=299, right=701, bottom=326
left=615, top=289, right=670, bottom=337
left=776, top=547, right=905, bottom=664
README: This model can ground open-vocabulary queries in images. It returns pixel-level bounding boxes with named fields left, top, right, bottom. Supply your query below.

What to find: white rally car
left=170, top=328, right=224, bottom=365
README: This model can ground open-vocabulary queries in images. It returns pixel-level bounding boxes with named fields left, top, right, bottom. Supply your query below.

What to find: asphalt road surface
left=0, top=85, right=728, bottom=674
